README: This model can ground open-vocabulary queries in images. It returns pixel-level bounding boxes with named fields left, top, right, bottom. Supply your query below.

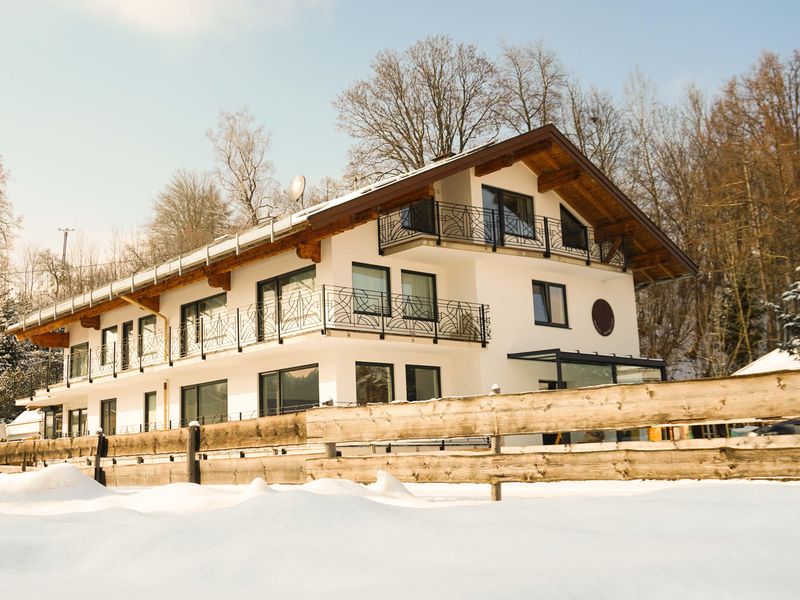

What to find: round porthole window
left=592, top=299, right=614, bottom=336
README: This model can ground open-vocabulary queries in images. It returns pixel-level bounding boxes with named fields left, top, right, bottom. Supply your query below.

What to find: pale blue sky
left=1, top=0, right=798, bottom=254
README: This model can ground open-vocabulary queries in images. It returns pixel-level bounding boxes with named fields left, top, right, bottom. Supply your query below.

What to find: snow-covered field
left=1, top=465, right=798, bottom=599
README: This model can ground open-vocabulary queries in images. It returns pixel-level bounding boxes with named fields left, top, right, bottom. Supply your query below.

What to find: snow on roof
left=732, top=349, right=800, bottom=376
left=10, top=409, right=42, bottom=426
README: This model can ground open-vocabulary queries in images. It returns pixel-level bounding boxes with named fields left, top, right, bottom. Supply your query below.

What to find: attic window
left=560, top=205, right=588, bottom=250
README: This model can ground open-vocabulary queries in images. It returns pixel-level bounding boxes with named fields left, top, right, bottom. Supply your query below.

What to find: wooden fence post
left=490, top=435, right=502, bottom=501
left=187, top=421, right=200, bottom=484
left=94, top=430, right=105, bottom=485
left=324, top=442, right=337, bottom=458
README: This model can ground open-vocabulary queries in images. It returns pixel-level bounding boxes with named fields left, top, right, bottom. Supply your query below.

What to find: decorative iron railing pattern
left=378, top=200, right=626, bottom=268
left=20, top=287, right=490, bottom=400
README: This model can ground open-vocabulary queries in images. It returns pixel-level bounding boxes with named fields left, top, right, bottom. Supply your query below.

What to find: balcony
left=378, top=200, right=627, bottom=268
left=20, top=286, right=490, bottom=400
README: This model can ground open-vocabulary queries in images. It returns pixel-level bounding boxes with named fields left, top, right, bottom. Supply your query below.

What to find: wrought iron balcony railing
left=378, top=200, right=627, bottom=268
left=19, top=286, right=490, bottom=400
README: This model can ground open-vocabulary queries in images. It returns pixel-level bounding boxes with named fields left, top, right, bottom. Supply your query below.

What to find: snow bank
left=1, top=467, right=798, bottom=599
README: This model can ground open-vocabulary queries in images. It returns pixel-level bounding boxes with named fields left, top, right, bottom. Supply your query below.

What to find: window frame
left=100, top=398, right=117, bottom=435
left=144, top=391, right=157, bottom=432
left=180, top=379, right=229, bottom=426
left=482, top=184, right=537, bottom=242
left=69, top=342, right=89, bottom=379
left=68, top=408, right=87, bottom=437
left=137, top=314, right=157, bottom=359
left=100, top=325, right=118, bottom=366
left=405, top=364, right=441, bottom=402
left=532, top=280, right=569, bottom=328
left=400, top=269, right=438, bottom=322
left=180, top=292, right=228, bottom=355
left=559, top=204, right=588, bottom=251
left=256, top=265, right=317, bottom=341
left=258, top=363, right=320, bottom=417
left=352, top=262, right=392, bottom=317
left=121, top=320, right=134, bottom=370
left=355, top=361, right=395, bottom=406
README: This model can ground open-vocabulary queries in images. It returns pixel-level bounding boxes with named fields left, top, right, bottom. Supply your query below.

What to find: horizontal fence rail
left=378, top=200, right=626, bottom=267
left=3, top=370, right=800, bottom=489
left=19, top=287, right=491, bottom=402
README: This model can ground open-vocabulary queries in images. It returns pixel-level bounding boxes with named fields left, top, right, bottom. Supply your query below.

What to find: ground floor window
left=144, top=391, right=157, bottom=431
left=44, top=406, right=63, bottom=439
left=259, top=364, right=319, bottom=416
left=356, top=362, right=394, bottom=405
left=100, top=399, right=116, bottom=434
left=69, top=408, right=87, bottom=437
left=181, top=380, right=228, bottom=425
left=406, top=365, right=441, bottom=401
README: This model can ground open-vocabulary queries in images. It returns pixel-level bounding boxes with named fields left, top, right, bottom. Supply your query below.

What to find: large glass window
left=181, top=380, right=228, bottom=425
left=406, top=365, right=441, bottom=401
left=44, top=406, right=63, bottom=439
left=138, top=315, right=158, bottom=360
left=560, top=205, right=588, bottom=250
left=259, top=364, right=319, bottom=416
left=401, top=270, right=437, bottom=321
left=180, top=293, right=227, bottom=355
left=561, top=363, right=613, bottom=388
left=615, top=365, right=664, bottom=384
left=257, top=266, right=316, bottom=340
left=100, top=399, right=116, bottom=434
left=482, top=185, right=536, bottom=242
left=532, top=281, right=568, bottom=327
left=69, top=342, right=89, bottom=379
left=400, top=198, right=436, bottom=234
left=121, top=321, right=134, bottom=370
left=352, top=263, right=390, bottom=316
left=356, top=362, right=394, bottom=405
left=144, top=391, right=157, bottom=431
left=69, top=408, right=87, bottom=437
left=101, top=326, right=118, bottom=366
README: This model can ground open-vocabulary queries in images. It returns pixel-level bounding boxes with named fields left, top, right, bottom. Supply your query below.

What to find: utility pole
left=58, top=228, right=74, bottom=263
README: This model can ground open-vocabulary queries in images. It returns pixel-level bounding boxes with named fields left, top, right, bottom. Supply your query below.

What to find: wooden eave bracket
left=537, top=164, right=583, bottom=193
left=296, top=240, right=322, bottom=263
left=135, top=295, right=160, bottom=312
left=30, top=331, right=70, bottom=348
left=473, top=139, right=553, bottom=178
left=206, top=269, right=232, bottom=291
left=80, top=315, right=101, bottom=330
left=594, top=220, right=637, bottom=242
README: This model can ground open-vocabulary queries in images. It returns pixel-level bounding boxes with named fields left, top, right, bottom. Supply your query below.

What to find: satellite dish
left=288, top=175, right=306, bottom=203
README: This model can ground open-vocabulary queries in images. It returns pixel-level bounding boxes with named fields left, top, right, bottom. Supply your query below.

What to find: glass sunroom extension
left=507, top=349, right=666, bottom=389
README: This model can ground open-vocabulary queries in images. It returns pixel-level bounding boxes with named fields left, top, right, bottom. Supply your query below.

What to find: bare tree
left=208, top=108, right=280, bottom=227
left=334, top=35, right=498, bottom=180
left=147, top=169, right=230, bottom=261
left=0, top=158, right=20, bottom=292
left=494, top=41, right=567, bottom=132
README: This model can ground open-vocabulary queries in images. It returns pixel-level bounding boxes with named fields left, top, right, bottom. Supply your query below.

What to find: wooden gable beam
left=594, top=219, right=637, bottom=242
left=474, top=139, right=552, bottom=178
left=628, top=248, right=672, bottom=269
left=538, top=164, right=582, bottom=193
left=80, top=315, right=101, bottom=330
left=30, top=331, right=70, bottom=348
left=601, top=237, right=625, bottom=265
left=296, top=240, right=322, bottom=264
left=206, top=269, right=231, bottom=291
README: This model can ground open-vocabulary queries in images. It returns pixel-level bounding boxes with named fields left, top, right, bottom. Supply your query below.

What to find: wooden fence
left=2, top=370, right=799, bottom=493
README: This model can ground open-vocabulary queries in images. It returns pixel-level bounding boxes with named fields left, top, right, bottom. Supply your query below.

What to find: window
left=356, top=362, right=394, bottom=405
left=144, top=391, right=157, bottom=431
left=101, top=326, right=118, bottom=366
left=405, top=365, right=441, bottom=401
left=352, top=263, right=390, bottom=316
left=532, top=281, right=568, bottom=327
left=121, top=321, right=134, bottom=370
left=401, top=270, right=437, bottom=321
left=181, top=380, right=228, bottom=425
left=44, top=406, right=63, bottom=439
left=560, top=205, right=588, bottom=250
left=400, top=198, right=436, bottom=234
left=180, top=293, right=227, bottom=355
left=259, top=364, right=319, bottom=416
left=138, top=315, right=157, bottom=360
left=68, top=408, right=87, bottom=437
left=257, top=266, right=316, bottom=340
left=482, top=185, right=536, bottom=242
left=69, top=342, right=89, bottom=379
left=100, top=399, right=117, bottom=434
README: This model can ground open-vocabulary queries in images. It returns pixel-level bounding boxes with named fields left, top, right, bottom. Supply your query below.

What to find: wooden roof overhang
left=307, top=125, right=698, bottom=285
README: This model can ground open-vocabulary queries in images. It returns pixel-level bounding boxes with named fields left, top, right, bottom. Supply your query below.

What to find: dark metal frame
left=100, top=398, right=117, bottom=435
left=68, top=407, right=87, bottom=437
left=143, top=390, right=157, bottom=432
left=355, top=361, right=395, bottom=405
left=100, top=325, right=117, bottom=366
left=481, top=184, right=537, bottom=244
left=258, top=363, right=320, bottom=417
left=405, top=364, right=441, bottom=402
left=532, top=280, right=569, bottom=328
left=255, top=265, right=317, bottom=342
left=180, top=378, right=228, bottom=426
left=352, top=262, right=392, bottom=317
left=400, top=269, right=438, bottom=322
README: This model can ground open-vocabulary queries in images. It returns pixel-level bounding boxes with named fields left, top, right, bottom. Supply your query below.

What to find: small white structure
left=5, top=409, right=43, bottom=441
left=733, top=349, right=800, bottom=376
